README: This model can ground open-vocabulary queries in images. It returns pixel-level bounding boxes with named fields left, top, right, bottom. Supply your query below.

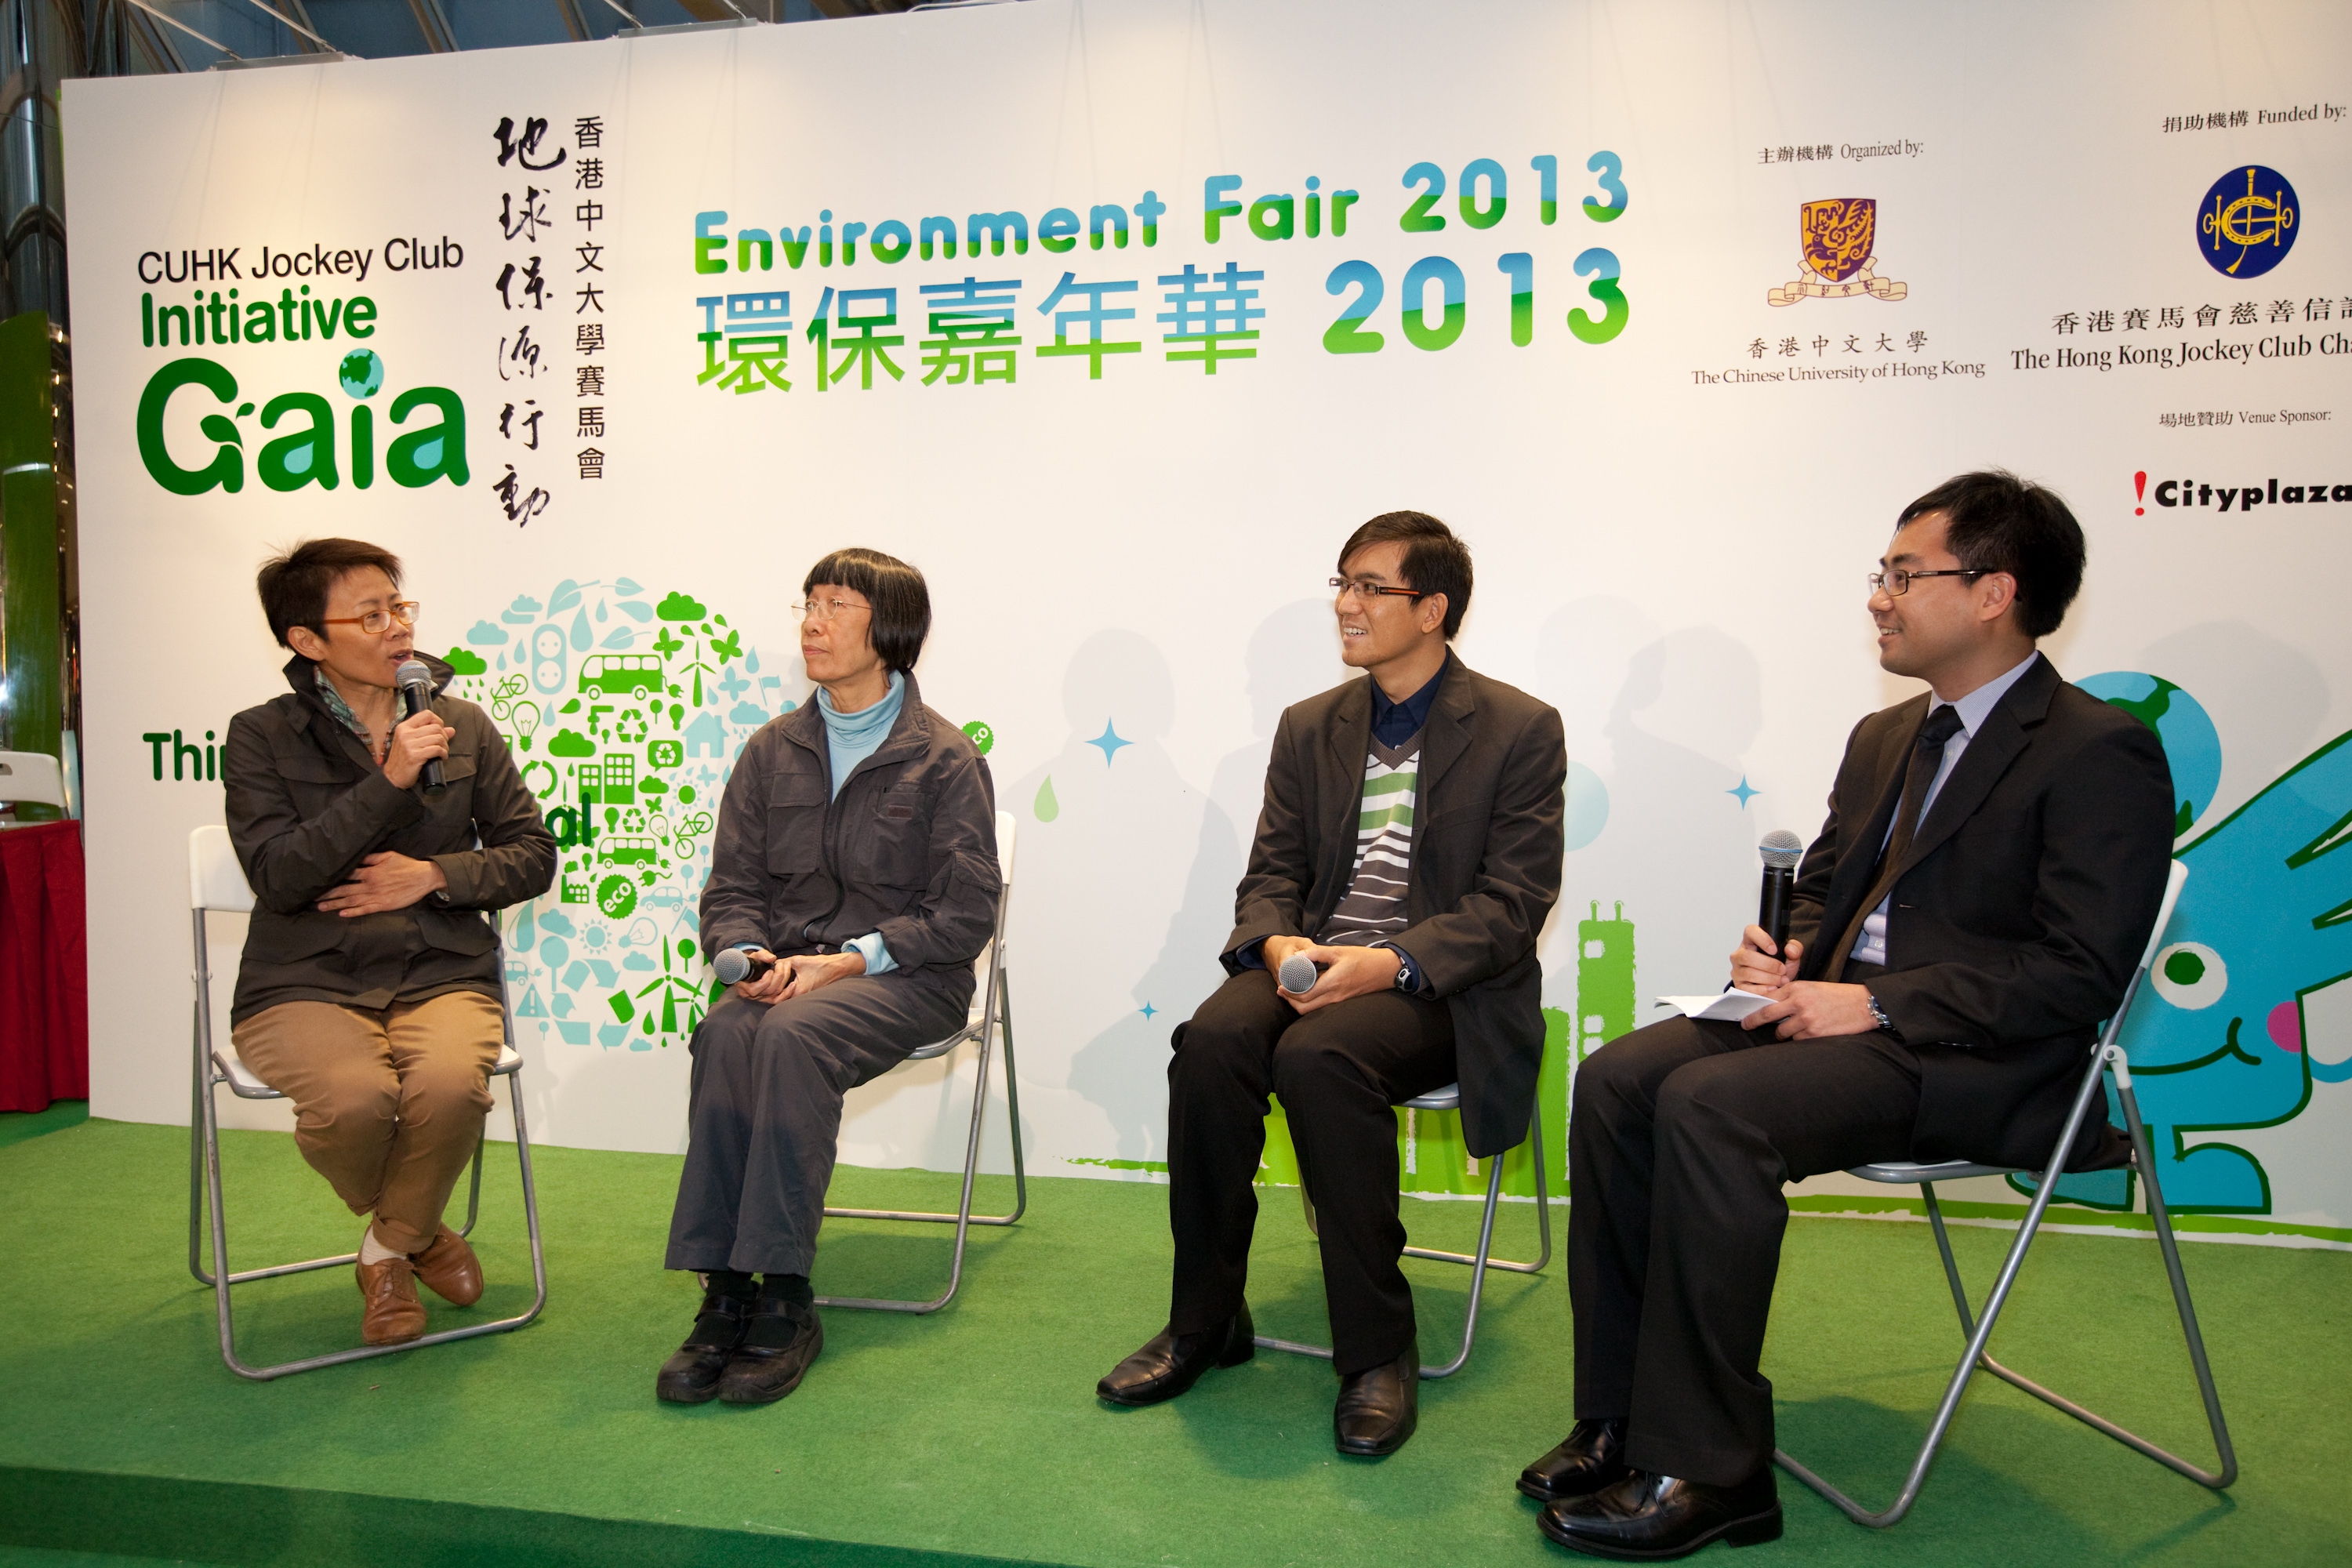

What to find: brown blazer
left=1222, top=656, right=1567, bottom=1155
left=223, top=653, right=556, bottom=1024
left=1789, top=653, right=2174, bottom=1169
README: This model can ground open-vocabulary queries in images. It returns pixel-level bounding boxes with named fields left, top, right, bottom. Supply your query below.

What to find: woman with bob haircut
left=656, top=546, right=1001, bottom=1406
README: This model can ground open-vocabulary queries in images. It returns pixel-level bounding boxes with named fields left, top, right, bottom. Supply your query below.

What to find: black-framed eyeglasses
left=1330, top=575, right=1425, bottom=604
left=1868, top=568, right=1985, bottom=597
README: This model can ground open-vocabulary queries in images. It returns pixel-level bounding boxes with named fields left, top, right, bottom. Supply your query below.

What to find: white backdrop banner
left=64, top=0, right=2352, bottom=1244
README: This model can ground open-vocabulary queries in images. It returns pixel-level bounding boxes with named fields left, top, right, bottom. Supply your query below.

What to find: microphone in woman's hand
left=714, top=948, right=777, bottom=985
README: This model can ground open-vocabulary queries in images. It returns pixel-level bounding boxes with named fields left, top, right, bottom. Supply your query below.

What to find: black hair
left=802, top=546, right=932, bottom=673
left=1335, top=510, right=1474, bottom=639
left=255, top=538, right=404, bottom=649
left=1896, top=470, right=2085, bottom=639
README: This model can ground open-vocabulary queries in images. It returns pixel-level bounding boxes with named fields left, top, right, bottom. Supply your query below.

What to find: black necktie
left=1829, top=704, right=1965, bottom=980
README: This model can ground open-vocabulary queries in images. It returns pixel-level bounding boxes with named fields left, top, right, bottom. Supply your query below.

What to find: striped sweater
left=1316, top=732, right=1420, bottom=947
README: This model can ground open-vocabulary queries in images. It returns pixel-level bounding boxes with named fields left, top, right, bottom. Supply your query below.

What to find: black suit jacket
left=1788, top=653, right=2173, bottom=1169
left=1222, top=656, right=1567, bottom=1156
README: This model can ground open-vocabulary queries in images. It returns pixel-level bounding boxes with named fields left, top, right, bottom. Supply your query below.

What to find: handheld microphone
left=394, top=659, right=446, bottom=794
left=1757, top=829, right=1803, bottom=956
left=714, top=947, right=777, bottom=985
left=1278, top=951, right=1319, bottom=995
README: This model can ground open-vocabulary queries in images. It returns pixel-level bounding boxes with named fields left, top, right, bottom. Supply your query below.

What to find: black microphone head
left=394, top=658, right=433, bottom=694
left=714, top=948, right=750, bottom=985
left=1758, top=830, right=1804, bottom=870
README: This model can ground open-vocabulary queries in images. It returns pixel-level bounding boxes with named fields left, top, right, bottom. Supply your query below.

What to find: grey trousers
left=666, top=974, right=971, bottom=1277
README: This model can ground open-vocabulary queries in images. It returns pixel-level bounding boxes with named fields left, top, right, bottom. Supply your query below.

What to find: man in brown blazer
left=1526, top=473, right=2174, bottom=1559
left=1098, top=511, right=1566, bottom=1457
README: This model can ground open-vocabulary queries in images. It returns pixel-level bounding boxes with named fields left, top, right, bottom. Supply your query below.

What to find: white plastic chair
left=1254, top=1087, right=1551, bottom=1379
left=0, top=750, right=67, bottom=821
left=815, top=808, right=1026, bottom=1314
left=1775, top=859, right=2236, bottom=1525
left=186, top=825, right=547, bottom=1379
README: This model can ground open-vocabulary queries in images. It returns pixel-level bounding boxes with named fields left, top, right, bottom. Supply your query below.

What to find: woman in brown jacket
left=223, top=539, right=554, bottom=1347
left=657, top=547, right=1000, bottom=1407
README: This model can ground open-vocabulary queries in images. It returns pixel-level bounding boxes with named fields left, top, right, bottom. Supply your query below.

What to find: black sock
left=705, top=1269, right=758, bottom=1303
left=760, top=1272, right=814, bottom=1308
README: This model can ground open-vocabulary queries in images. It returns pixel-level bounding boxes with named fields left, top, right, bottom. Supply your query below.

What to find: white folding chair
left=0, top=750, right=67, bottom=822
left=185, top=825, right=548, bottom=1379
left=1254, top=1089, right=1551, bottom=1379
left=815, top=808, right=1026, bottom=1314
left=1775, top=860, right=2237, bottom=1525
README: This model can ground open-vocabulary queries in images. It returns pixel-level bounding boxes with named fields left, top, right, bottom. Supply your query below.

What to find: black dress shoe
left=1333, top=1340, right=1418, bottom=1457
left=1519, top=1418, right=1631, bottom=1501
left=1096, top=1305, right=1255, bottom=1406
left=1537, top=1468, right=1781, bottom=1561
left=717, top=1299, right=824, bottom=1406
left=655, top=1291, right=753, bottom=1404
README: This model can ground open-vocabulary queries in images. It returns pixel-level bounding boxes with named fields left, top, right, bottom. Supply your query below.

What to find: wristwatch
left=1865, top=991, right=1895, bottom=1033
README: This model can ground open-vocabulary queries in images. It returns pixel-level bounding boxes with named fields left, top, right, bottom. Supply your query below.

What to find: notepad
left=1655, top=989, right=1778, bottom=1023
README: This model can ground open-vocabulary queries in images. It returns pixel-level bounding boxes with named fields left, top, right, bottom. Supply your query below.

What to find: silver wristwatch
left=1865, top=992, right=1894, bottom=1033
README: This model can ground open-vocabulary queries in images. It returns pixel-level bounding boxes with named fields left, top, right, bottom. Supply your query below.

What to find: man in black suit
left=1525, top=473, right=2174, bottom=1557
left=1097, top=510, right=1566, bottom=1457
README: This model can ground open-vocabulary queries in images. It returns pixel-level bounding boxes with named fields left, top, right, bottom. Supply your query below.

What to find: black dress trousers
left=1166, top=967, right=1457, bottom=1376
left=1568, top=1011, right=1922, bottom=1484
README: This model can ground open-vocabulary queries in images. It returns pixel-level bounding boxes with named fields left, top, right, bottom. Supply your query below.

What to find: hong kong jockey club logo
left=2198, top=165, right=2299, bottom=279
left=1768, top=198, right=1909, bottom=306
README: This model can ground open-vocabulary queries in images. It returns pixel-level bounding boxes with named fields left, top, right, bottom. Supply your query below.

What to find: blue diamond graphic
left=1087, top=720, right=1131, bottom=766
left=1727, top=776, right=1759, bottom=808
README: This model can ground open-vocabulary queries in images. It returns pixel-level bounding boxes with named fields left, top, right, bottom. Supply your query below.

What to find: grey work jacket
left=698, top=673, right=999, bottom=1005
left=223, top=652, right=557, bottom=1024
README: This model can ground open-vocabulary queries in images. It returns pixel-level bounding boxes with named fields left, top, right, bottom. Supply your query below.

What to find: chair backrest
left=995, top=809, right=1018, bottom=890
left=190, top=825, right=257, bottom=913
left=2103, top=858, right=2189, bottom=1053
left=0, top=750, right=67, bottom=811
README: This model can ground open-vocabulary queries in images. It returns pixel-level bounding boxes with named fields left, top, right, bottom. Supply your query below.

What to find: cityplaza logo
left=2132, top=469, right=2351, bottom=515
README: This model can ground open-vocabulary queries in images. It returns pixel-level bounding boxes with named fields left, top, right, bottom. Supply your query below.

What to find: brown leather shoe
left=356, top=1256, right=428, bottom=1345
left=409, top=1224, right=484, bottom=1307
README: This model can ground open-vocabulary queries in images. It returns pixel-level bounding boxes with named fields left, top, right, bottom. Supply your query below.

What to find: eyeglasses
left=1867, top=568, right=1986, bottom=597
left=1330, top=576, right=1425, bottom=605
left=319, top=601, right=420, bottom=634
left=793, top=596, right=870, bottom=622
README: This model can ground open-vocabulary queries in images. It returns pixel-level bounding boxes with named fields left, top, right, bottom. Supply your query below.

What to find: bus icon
left=579, top=653, right=666, bottom=700
left=600, top=835, right=661, bottom=869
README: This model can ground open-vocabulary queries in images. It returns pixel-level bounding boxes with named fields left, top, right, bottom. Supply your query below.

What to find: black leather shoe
left=1333, top=1340, right=1418, bottom=1457
left=1095, top=1305, right=1255, bottom=1406
left=1519, top=1418, right=1631, bottom=1501
left=655, top=1291, right=753, bottom=1404
left=1537, top=1468, right=1781, bottom=1560
left=717, top=1299, right=824, bottom=1406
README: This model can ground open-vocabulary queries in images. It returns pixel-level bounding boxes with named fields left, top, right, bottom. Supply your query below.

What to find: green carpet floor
left=0, top=1119, right=2343, bottom=1568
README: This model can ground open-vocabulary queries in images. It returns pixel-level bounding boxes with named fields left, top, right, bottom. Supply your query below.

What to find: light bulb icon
left=512, top=700, right=542, bottom=751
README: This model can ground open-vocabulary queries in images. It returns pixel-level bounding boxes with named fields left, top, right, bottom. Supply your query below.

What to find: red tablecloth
left=0, top=820, right=88, bottom=1112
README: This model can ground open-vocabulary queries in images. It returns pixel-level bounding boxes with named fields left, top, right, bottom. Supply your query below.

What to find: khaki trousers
left=230, top=992, right=504, bottom=1256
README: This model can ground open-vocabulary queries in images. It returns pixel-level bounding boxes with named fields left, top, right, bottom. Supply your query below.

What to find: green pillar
left=0, top=310, right=64, bottom=819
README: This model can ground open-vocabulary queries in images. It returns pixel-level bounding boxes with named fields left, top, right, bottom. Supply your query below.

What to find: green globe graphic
left=337, top=349, right=384, bottom=399
left=2081, top=671, right=2222, bottom=839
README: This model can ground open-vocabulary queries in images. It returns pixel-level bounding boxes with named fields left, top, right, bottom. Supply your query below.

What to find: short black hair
left=803, top=547, right=931, bottom=673
left=255, top=538, right=404, bottom=649
left=1896, top=470, right=2085, bottom=639
left=1336, top=510, right=1474, bottom=639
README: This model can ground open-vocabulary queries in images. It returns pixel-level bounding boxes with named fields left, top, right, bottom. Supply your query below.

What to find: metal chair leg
left=818, top=964, right=1025, bottom=1313
left=1774, top=1042, right=2235, bottom=1526
left=1257, top=1108, right=1550, bottom=1379
left=202, top=1065, right=549, bottom=1381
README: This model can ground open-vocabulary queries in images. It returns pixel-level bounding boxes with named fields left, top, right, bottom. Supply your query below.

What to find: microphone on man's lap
left=1757, top=830, right=1803, bottom=956
left=714, top=947, right=777, bottom=985
left=1279, top=951, right=1319, bottom=995
left=394, top=659, right=447, bottom=793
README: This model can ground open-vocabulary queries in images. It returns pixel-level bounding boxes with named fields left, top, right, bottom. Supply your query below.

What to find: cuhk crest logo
left=2198, top=165, right=2298, bottom=278
left=1767, top=198, right=1909, bottom=306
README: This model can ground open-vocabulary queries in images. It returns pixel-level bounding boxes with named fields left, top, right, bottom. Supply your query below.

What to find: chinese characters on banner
left=492, top=111, right=609, bottom=523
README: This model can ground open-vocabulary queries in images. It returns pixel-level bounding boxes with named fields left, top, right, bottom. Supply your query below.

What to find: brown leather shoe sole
left=410, top=1225, right=485, bottom=1307
left=356, top=1257, right=428, bottom=1345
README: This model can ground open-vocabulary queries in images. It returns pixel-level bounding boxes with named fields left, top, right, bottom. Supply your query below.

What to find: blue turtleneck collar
left=816, top=670, right=907, bottom=798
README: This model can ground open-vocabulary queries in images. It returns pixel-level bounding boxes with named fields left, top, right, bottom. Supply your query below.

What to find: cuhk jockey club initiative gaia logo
left=1768, top=198, right=1908, bottom=306
left=445, top=577, right=786, bottom=1051
left=2199, top=165, right=2298, bottom=279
